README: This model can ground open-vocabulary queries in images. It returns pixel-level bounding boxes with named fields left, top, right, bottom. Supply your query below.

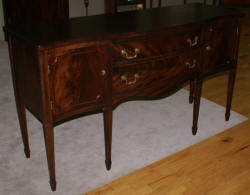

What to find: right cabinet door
left=203, top=17, right=238, bottom=75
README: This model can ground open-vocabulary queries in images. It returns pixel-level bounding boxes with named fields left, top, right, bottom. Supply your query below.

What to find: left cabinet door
left=48, top=46, right=107, bottom=117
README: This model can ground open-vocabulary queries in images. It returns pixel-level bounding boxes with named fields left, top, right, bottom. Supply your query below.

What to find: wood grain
left=85, top=10, right=250, bottom=195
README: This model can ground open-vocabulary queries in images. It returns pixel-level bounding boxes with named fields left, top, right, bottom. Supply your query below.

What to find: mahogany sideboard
left=5, top=3, right=243, bottom=191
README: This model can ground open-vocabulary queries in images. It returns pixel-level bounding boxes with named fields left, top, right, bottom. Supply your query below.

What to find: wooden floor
left=85, top=10, right=250, bottom=195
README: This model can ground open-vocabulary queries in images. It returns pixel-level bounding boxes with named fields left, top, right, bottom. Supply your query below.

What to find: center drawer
left=111, top=27, right=202, bottom=62
left=112, top=49, right=201, bottom=94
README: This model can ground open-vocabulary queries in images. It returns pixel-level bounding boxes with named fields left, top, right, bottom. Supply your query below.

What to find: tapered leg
left=192, top=79, right=202, bottom=135
left=189, top=79, right=195, bottom=104
left=103, top=108, right=113, bottom=170
left=225, top=70, right=236, bottom=121
left=43, top=124, right=56, bottom=191
left=16, top=100, right=30, bottom=158
left=8, top=37, right=30, bottom=158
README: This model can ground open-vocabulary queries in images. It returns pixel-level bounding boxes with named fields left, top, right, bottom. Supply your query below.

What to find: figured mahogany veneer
left=49, top=45, right=107, bottom=117
left=112, top=49, right=201, bottom=94
left=5, top=4, right=243, bottom=191
left=112, top=27, right=202, bottom=61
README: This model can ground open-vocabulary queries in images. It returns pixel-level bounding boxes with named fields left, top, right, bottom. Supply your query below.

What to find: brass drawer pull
left=121, top=73, right=140, bottom=85
left=187, top=36, right=199, bottom=47
left=121, top=48, right=140, bottom=59
left=186, top=59, right=197, bottom=69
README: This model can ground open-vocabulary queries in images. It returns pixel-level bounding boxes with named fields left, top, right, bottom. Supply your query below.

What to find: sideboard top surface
left=5, top=3, right=243, bottom=47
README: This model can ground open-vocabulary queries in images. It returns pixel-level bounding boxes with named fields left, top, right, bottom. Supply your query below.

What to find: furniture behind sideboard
left=220, top=0, right=250, bottom=7
left=105, top=0, right=146, bottom=13
left=2, top=0, right=69, bottom=40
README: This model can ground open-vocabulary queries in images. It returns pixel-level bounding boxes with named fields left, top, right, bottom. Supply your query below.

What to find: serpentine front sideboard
left=5, top=3, right=243, bottom=191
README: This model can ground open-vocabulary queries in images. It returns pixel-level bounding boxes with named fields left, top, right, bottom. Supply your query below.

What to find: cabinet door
left=49, top=46, right=107, bottom=117
left=203, top=18, right=238, bottom=75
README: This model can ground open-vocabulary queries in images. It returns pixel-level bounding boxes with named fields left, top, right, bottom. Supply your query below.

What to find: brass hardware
left=186, top=59, right=197, bottom=69
left=121, top=48, right=140, bottom=59
left=121, top=73, right=140, bottom=85
left=206, top=45, right=211, bottom=51
left=101, top=70, right=106, bottom=76
left=48, top=57, right=58, bottom=75
left=187, top=36, right=199, bottom=47
left=96, top=94, right=101, bottom=100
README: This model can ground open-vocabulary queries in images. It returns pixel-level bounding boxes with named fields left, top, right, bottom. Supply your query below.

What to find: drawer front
left=112, top=49, right=201, bottom=94
left=203, top=17, right=238, bottom=75
left=111, top=28, right=202, bottom=62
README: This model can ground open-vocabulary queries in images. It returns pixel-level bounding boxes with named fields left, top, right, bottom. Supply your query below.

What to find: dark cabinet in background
left=220, top=0, right=250, bottom=6
left=105, top=0, right=146, bottom=13
left=2, top=0, right=69, bottom=40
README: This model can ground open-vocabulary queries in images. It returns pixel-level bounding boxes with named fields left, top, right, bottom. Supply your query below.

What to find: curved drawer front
left=112, top=49, right=201, bottom=94
left=112, top=28, right=202, bottom=62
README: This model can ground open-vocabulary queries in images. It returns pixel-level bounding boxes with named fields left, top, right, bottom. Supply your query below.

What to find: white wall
left=69, top=0, right=105, bottom=17
left=68, top=0, right=207, bottom=18
left=0, top=0, right=209, bottom=41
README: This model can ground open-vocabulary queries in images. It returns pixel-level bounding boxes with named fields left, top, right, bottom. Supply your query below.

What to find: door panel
left=203, top=18, right=237, bottom=75
left=50, top=46, right=106, bottom=116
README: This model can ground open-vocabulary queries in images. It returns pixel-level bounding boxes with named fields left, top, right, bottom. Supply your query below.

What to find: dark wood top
left=5, top=3, right=244, bottom=47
